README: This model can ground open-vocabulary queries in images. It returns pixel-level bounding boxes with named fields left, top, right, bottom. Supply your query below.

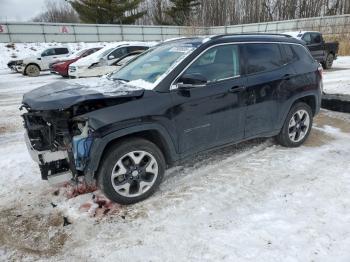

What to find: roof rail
left=211, top=33, right=293, bottom=39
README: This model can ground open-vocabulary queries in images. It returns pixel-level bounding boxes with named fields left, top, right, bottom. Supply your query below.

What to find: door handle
left=228, top=85, right=245, bottom=93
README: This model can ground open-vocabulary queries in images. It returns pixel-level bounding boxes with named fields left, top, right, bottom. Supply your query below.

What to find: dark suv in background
left=21, top=34, right=323, bottom=204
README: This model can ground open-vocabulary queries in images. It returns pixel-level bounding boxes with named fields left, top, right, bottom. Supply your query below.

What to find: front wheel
left=98, top=138, right=165, bottom=205
left=24, top=64, right=40, bottom=77
left=276, top=103, right=313, bottom=147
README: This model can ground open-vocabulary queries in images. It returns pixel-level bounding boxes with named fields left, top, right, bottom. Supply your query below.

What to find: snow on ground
left=0, top=58, right=350, bottom=261
left=323, top=56, right=350, bottom=95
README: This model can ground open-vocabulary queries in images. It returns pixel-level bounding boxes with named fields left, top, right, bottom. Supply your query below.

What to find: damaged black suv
left=21, top=34, right=322, bottom=204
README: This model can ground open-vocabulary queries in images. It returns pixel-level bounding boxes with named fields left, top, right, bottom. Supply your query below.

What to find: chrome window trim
left=170, top=41, right=305, bottom=90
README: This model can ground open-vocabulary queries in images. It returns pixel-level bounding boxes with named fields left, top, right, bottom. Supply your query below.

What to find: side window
left=302, top=33, right=312, bottom=44
left=128, top=46, right=148, bottom=53
left=55, top=48, right=69, bottom=55
left=281, top=44, right=298, bottom=64
left=244, top=43, right=284, bottom=74
left=182, top=45, right=240, bottom=83
left=41, top=48, right=55, bottom=57
left=292, top=45, right=315, bottom=63
left=108, top=47, right=128, bottom=60
left=83, top=49, right=94, bottom=57
left=311, top=33, right=321, bottom=44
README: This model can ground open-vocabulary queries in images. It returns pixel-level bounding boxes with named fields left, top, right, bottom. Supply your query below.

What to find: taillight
left=318, top=64, right=323, bottom=79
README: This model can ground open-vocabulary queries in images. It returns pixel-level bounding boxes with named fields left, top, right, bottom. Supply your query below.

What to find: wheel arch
left=294, top=95, right=317, bottom=116
left=86, top=124, right=179, bottom=180
left=24, top=63, right=41, bottom=72
left=278, top=93, right=319, bottom=131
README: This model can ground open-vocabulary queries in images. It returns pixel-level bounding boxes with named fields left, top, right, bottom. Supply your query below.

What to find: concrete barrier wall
left=0, top=14, right=349, bottom=43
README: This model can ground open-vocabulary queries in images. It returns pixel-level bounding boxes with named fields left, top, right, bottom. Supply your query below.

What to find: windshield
left=111, top=42, right=198, bottom=88
left=74, top=49, right=88, bottom=57
left=100, top=48, right=115, bottom=58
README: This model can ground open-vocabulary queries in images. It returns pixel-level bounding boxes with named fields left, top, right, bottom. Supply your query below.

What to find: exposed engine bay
left=22, top=106, right=93, bottom=182
left=21, top=97, right=135, bottom=183
left=20, top=78, right=146, bottom=184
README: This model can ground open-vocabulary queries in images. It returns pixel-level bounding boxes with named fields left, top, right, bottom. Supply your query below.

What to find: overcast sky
left=0, top=0, right=58, bottom=22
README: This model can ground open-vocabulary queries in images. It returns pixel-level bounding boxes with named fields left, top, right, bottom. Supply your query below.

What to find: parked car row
left=7, top=31, right=339, bottom=80
left=7, top=42, right=155, bottom=78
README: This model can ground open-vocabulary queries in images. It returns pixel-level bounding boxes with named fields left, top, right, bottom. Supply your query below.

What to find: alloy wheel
left=110, top=151, right=159, bottom=197
left=288, top=109, right=311, bottom=143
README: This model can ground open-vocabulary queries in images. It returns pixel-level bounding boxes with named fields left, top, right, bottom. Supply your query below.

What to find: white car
left=68, top=43, right=151, bottom=78
left=79, top=51, right=143, bottom=77
left=20, top=47, right=71, bottom=77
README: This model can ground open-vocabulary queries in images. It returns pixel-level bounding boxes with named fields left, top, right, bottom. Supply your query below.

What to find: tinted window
left=282, top=44, right=298, bottom=64
left=292, top=45, right=315, bottom=63
left=108, top=47, right=128, bottom=59
left=82, top=49, right=96, bottom=57
left=183, top=45, right=240, bottom=83
left=128, top=46, right=148, bottom=53
left=311, top=33, right=321, bottom=44
left=41, top=48, right=55, bottom=57
left=244, top=43, right=283, bottom=74
left=302, top=33, right=312, bottom=44
left=55, top=48, right=69, bottom=55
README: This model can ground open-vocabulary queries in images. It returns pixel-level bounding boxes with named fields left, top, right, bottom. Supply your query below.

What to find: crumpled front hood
left=22, top=77, right=145, bottom=110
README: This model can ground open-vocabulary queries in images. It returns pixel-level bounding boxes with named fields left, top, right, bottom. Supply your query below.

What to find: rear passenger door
left=242, top=43, right=295, bottom=138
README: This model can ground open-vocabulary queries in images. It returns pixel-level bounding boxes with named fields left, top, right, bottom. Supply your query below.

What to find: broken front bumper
left=24, top=131, right=73, bottom=185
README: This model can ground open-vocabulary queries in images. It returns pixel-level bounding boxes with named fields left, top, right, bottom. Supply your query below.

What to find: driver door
left=170, top=44, right=247, bottom=155
left=41, top=48, right=56, bottom=69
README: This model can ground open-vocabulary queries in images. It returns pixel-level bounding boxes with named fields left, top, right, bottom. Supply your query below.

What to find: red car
left=50, top=47, right=101, bottom=77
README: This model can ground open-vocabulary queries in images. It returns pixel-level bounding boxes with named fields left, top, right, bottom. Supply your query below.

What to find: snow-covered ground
left=0, top=42, right=109, bottom=69
left=323, top=56, right=350, bottom=95
left=0, top=56, right=350, bottom=261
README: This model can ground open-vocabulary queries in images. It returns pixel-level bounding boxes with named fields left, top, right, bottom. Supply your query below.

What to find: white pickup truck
left=18, top=47, right=71, bottom=76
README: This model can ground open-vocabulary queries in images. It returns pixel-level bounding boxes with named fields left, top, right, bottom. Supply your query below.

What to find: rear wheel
left=276, top=102, right=313, bottom=147
left=25, top=64, right=40, bottom=77
left=322, top=53, right=334, bottom=69
left=98, top=138, right=165, bottom=205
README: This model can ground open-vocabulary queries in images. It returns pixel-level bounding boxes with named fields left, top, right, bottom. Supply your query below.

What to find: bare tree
left=32, top=0, right=79, bottom=23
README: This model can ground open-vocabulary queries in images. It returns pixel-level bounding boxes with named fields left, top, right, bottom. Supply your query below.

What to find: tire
left=24, top=64, right=40, bottom=77
left=98, top=138, right=165, bottom=205
left=276, top=102, right=313, bottom=147
left=322, top=53, right=334, bottom=69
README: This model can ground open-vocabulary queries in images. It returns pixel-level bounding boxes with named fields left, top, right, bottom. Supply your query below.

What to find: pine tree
left=69, top=0, right=145, bottom=24
left=165, top=0, right=200, bottom=26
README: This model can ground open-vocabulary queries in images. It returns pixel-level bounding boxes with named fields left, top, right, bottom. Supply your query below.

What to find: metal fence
left=0, top=14, right=350, bottom=43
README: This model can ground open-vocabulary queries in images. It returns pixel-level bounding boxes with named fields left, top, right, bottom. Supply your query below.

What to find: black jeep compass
left=21, top=34, right=323, bottom=204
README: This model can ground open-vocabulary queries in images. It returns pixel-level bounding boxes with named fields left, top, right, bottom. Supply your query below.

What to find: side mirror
left=177, top=73, right=207, bottom=89
left=108, top=55, right=115, bottom=60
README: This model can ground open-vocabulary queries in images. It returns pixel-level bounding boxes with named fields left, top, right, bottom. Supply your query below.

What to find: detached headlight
left=71, top=120, right=94, bottom=171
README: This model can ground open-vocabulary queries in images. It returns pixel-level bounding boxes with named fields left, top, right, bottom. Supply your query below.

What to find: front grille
left=69, top=66, right=76, bottom=72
